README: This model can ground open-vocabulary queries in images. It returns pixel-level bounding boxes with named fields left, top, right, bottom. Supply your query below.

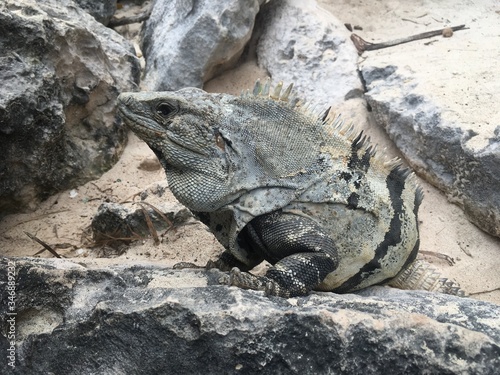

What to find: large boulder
left=256, top=0, right=363, bottom=109
left=141, top=0, right=265, bottom=90
left=0, top=0, right=140, bottom=216
left=358, top=6, right=500, bottom=237
left=1, top=257, right=499, bottom=374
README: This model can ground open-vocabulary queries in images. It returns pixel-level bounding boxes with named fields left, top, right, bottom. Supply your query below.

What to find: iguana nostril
left=117, top=93, right=132, bottom=105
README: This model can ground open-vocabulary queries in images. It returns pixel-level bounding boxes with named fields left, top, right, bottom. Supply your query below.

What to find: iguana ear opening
left=214, top=128, right=226, bottom=151
left=215, top=134, right=225, bottom=151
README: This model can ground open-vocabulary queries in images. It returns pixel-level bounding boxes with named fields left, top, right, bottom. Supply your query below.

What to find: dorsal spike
left=271, top=81, right=283, bottom=100
left=253, top=79, right=262, bottom=96
left=262, top=79, right=271, bottom=96
left=352, top=131, right=364, bottom=146
left=281, top=83, right=294, bottom=101
left=320, top=107, right=331, bottom=122
left=342, top=124, right=356, bottom=138
left=331, top=114, right=343, bottom=129
left=384, top=157, right=402, bottom=169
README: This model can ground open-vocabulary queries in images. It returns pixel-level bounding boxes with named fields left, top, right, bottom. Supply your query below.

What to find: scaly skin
left=117, top=81, right=464, bottom=297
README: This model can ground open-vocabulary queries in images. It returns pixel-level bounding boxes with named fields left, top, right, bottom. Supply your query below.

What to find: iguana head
left=118, top=88, right=234, bottom=211
left=117, top=81, right=330, bottom=213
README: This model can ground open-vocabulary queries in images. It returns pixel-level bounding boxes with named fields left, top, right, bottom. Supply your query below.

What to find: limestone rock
left=1, top=257, right=499, bottom=374
left=360, top=41, right=500, bottom=237
left=141, top=0, right=264, bottom=91
left=256, top=0, right=363, bottom=109
left=91, top=182, right=191, bottom=246
left=0, top=0, right=140, bottom=216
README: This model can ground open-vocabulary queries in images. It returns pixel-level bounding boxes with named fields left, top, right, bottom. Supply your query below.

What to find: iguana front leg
left=229, top=211, right=339, bottom=298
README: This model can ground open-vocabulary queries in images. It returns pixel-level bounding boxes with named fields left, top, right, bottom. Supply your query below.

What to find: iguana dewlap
left=117, top=81, right=464, bottom=298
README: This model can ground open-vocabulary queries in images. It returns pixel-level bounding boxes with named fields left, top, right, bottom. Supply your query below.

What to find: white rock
left=256, top=0, right=363, bottom=109
left=141, top=0, right=264, bottom=91
left=359, top=6, right=500, bottom=237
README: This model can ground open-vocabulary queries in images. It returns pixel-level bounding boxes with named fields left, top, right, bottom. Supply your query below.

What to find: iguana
left=117, top=80, right=464, bottom=298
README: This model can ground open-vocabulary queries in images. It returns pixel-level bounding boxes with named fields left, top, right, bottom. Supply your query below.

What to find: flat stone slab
left=356, top=3, right=500, bottom=237
left=1, top=257, right=499, bottom=374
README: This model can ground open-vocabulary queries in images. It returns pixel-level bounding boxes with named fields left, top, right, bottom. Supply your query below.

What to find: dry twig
left=25, top=231, right=62, bottom=258
left=136, top=203, right=160, bottom=245
left=351, top=24, right=467, bottom=54
left=419, top=250, right=456, bottom=266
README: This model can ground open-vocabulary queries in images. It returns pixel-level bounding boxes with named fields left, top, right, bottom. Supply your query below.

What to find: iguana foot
left=228, top=267, right=268, bottom=291
left=227, top=267, right=296, bottom=298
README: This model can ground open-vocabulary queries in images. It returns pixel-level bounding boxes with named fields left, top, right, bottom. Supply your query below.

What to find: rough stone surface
left=0, top=0, right=140, bottom=216
left=141, top=0, right=264, bottom=91
left=1, top=257, right=499, bottom=374
left=91, top=182, right=191, bottom=246
left=74, top=0, right=117, bottom=25
left=256, top=0, right=362, bottom=109
left=359, top=7, right=500, bottom=237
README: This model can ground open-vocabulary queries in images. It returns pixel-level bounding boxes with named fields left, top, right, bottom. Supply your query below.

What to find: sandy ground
left=0, top=0, right=499, bottom=304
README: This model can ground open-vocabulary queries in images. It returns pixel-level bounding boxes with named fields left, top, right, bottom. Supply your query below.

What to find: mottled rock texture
left=256, top=0, right=362, bottom=109
left=141, top=0, right=265, bottom=90
left=1, top=257, right=498, bottom=374
left=0, top=0, right=140, bottom=216
left=74, top=0, right=117, bottom=25
left=359, top=9, right=500, bottom=237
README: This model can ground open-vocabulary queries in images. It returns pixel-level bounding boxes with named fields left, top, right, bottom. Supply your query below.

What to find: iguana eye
left=156, top=102, right=177, bottom=117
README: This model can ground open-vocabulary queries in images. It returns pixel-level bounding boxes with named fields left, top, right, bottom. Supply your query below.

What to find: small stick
left=419, top=250, right=456, bottom=266
left=351, top=24, right=467, bottom=54
left=136, top=201, right=174, bottom=229
left=137, top=203, right=160, bottom=245
left=468, top=286, right=500, bottom=296
left=25, top=231, right=62, bottom=258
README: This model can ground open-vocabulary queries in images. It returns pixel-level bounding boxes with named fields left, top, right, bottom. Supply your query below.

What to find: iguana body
left=117, top=81, right=464, bottom=298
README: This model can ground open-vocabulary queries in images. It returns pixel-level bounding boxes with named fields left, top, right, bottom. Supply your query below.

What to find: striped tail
left=388, top=259, right=465, bottom=297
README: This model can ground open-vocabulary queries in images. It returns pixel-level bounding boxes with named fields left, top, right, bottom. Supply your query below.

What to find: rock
left=360, top=22, right=500, bottom=237
left=0, top=0, right=140, bottom=216
left=256, top=0, right=362, bottom=109
left=91, top=182, right=191, bottom=246
left=0, top=257, right=499, bottom=374
left=74, top=0, right=117, bottom=25
left=140, top=0, right=264, bottom=91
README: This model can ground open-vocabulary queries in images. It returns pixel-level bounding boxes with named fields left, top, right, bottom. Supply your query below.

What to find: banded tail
left=388, top=259, right=465, bottom=297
